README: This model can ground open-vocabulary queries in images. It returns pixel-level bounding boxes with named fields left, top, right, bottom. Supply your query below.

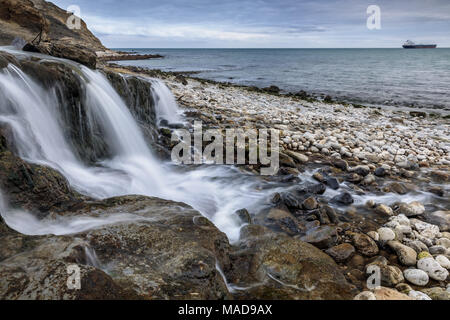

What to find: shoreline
left=103, top=61, right=450, bottom=299
left=97, top=50, right=164, bottom=61
left=104, top=62, right=450, bottom=172
left=1, top=0, right=448, bottom=302
left=106, top=61, right=450, bottom=118
left=0, top=47, right=449, bottom=301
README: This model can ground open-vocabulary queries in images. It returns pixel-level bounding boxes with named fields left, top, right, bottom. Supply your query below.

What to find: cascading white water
left=149, top=79, right=184, bottom=124
left=0, top=51, right=278, bottom=242
left=0, top=49, right=445, bottom=244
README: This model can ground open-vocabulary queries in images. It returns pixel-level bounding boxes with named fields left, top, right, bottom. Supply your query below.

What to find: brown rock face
left=0, top=0, right=106, bottom=68
left=326, top=243, right=355, bottom=262
left=373, top=287, right=413, bottom=300
left=350, top=232, right=379, bottom=257
left=226, top=225, right=355, bottom=300
left=0, top=0, right=48, bottom=36
left=0, top=195, right=232, bottom=300
left=0, top=127, right=87, bottom=217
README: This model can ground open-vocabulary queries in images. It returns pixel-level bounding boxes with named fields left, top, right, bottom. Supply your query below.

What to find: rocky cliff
left=0, top=0, right=108, bottom=68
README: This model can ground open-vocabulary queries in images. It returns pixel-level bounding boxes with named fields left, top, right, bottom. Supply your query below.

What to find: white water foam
left=0, top=51, right=276, bottom=242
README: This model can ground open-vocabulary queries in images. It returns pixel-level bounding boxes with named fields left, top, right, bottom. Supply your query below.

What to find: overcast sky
left=51, top=0, right=450, bottom=48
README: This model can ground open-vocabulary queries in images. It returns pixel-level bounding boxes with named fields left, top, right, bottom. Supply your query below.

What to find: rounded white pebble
left=403, top=269, right=429, bottom=286
left=409, top=290, right=432, bottom=300
left=377, top=227, right=396, bottom=241
left=417, top=257, right=449, bottom=281
left=435, top=255, right=450, bottom=269
left=354, top=291, right=376, bottom=300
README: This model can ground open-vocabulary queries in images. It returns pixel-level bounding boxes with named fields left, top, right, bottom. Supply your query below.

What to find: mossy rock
left=417, top=251, right=432, bottom=260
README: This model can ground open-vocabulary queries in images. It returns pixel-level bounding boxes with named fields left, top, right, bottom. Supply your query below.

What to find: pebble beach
left=107, top=65, right=450, bottom=300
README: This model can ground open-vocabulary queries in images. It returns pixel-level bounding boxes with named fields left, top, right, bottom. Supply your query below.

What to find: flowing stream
left=0, top=49, right=447, bottom=243
left=0, top=49, right=280, bottom=242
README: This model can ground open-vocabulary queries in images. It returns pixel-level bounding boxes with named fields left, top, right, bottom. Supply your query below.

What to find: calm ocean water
left=114, top=48, right=450, bottom=113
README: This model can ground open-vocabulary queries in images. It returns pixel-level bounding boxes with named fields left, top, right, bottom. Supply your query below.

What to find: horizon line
left=111, top=47, right=449, bottom=49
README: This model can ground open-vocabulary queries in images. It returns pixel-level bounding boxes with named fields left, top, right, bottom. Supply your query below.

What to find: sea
left=113, top=48, right=450, bottom=114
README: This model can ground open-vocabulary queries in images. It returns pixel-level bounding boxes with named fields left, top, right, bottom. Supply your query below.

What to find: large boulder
left=0, top=234, right=136, bottom=299
left=0, top=0, right=106, bottom=68
left=0, top=195, right=232, bottom=300
left=225, top=225, right=355, bottom=300
left=0, top=131, right=87, bottom=217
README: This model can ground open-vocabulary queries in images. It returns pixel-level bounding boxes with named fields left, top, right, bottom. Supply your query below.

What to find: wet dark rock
left=270, top=192, right=281, bottom=204
left=0, top=195, right=232, bottom=299
left=305, top=214, right=319, bottom=222
left=423, top=210, right=450, bottom=232
left=429, top=171, right=449, bottom=183
left=281, top=192, right=300, bottom=209
left=231, top=226, right=354, bottom=299
left=428, top=186, right=444, bottom=197
left=294, top=90, right=309, bottom=99
left=22, top=42, right=41, bottom=53
left=266, top=208, right=302, bottom=236
left=300, top=225, right=338, bottom=249
left=313, top=171, right=325, bottom=182
left=320, top=205, right=339, bottom=224
left=348, top=254, right=366, bottom=270
left=279, top=166, right=300, bottom=176
left=326, top=243, right=355, bottom=262
left=167, top=122, right=185, bottom=129
left=347, top=184, right=365, bottom=196
left=325, top=177, right=340, bottom=190
left=296, top=183, right=326, bottom=195
left=350, top=232, right=379, bottom=257
left=0, top=134, right=87, bottom=217
left=374, top=167, right=386, bottom=177
left=279, top=174, right=301, bottom=184
left=175, top=74, right=188, bottom=85
left=159, top=119, right=169, bottom=127
left=159, top=127, right=172, bottom=138
left=302, top=197, right=318, bottom=210
left=262, top=85, right=280, bottom=94
left=323, top=95, right=333, bottom=103
left=383, top=182, right=409, bottom=195
left=351, top=165, right=370, bottom=177
left=279, top=152, right=297, bottom=168
left=429, top=245, right=447, bottom=255
left=235, top=208, right=252, bottom=224
left=331, top=159, right=349, bottom=171
left=105, top=71, right=159, bottom=145
left=284, top=150, right=308, bottom=164
left=316, top=209, right=331, bottom=224
left=346, top=173, right=363, bottom=183
left=330, top=192, right=354, bottom=205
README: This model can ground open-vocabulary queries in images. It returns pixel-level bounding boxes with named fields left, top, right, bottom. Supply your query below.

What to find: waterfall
left=0, top=50, right=277, bottom=242
left=149, top=79, right=184, bottom=125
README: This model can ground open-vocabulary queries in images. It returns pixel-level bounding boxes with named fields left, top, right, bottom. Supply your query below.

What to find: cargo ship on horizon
left=403, top=40, right=437, bottom=49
